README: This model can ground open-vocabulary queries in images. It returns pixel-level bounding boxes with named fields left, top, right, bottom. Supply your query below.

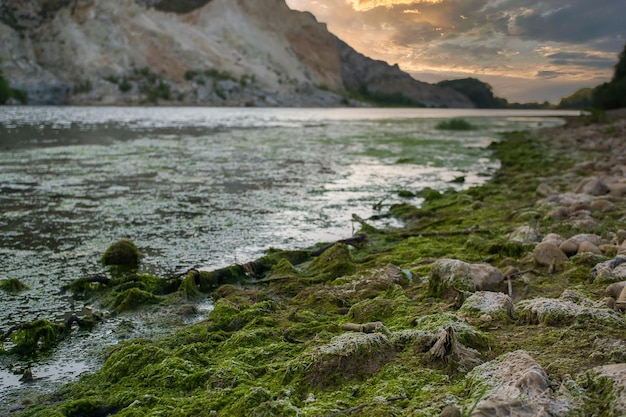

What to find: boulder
left=590, top=199, right=615, bottom=212
left=101, top=238, right=142, bottom=267
left=516, top=290, right=625, bottom=327
left=549, top=206, right=570, bottom=220
left=466, top=350, right=573, bottom=417
left=605, top=281, right=626, bottom=299
left=559, top=240, right=579, bottom=257
left=608, top=183, right=626, bottom=197
left=458, top=291, right=514, bottom=321
left=568, top=234, right=603, bottom=246
left=508, top=225, right=540, bottom=243
left=536, top=183, right=557, bottom=197
left=574, top=177, right=609, bottom=195
left=578, top=241, right=602, bottom=255
left=591, top=256, right=626, bottom=283
left=542, top=233, right=565, bottom=246
left=533, top=242, right=568, bottom=266
left=428, top=259, right=504, bottom=297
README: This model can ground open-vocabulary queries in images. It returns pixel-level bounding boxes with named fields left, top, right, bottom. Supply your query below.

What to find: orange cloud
left=346, top=0, right=442, bottom=12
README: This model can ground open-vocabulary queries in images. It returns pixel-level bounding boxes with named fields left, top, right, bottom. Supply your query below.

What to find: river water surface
left=0, top=107, right=578, bottom=410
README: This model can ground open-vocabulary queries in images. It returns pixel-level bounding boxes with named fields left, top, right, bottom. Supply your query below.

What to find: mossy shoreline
left=15, top=113, right=626, bottom=416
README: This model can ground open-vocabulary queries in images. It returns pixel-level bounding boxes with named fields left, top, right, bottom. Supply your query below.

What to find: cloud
left=536, top=70, right=564, bottom=79
left=546, top=52, right=616, bottom=69
left=495, top=0, right=626, bottom=46
left=345, top=0, right=443, bottom=12
left=285, top=0, right=623, bottom=101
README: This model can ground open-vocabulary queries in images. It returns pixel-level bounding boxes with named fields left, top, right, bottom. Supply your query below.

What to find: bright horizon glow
left=286, top=0, right=625, bottom=103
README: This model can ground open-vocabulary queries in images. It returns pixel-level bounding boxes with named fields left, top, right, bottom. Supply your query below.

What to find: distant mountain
left=0, top=0, right=474, bottom=107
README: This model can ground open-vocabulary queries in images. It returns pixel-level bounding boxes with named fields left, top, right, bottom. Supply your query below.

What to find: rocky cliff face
left=0, top=0, right=473, bottom=107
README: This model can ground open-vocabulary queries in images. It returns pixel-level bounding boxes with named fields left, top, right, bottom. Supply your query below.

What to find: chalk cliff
left=0, top=0, right=473, bottom=107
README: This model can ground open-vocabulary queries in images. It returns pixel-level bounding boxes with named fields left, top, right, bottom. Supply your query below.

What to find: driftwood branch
left=427, top=326, right=481, bottom=370
left=80, top=274, right=110, bottom=285
left=168, top=268, right=200, bottom=280
left=311, top=234, right=367, bottom=257
left=342, top=321, right=391, bottom=337
left=399, top=228, right=489, bottom=238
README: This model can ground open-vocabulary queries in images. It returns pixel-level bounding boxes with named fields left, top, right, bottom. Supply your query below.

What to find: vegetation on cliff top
left=593, top=43, right=626, bottom=110
left=13, top=114, right=626, bottom=416
left=0, top=68, right=27, bottom=105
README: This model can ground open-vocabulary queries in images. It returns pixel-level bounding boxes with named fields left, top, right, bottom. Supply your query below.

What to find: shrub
left=436, top=118, right=476, bottom=130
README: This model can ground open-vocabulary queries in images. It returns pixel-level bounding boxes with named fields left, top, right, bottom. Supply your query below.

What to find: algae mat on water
left=18, top=116, right=626, bottom=416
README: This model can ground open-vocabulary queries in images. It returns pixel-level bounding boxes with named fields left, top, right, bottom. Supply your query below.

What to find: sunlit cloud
left=346, top=0, right=443, bottom=12
left=285, top=0, right=625, bottom=102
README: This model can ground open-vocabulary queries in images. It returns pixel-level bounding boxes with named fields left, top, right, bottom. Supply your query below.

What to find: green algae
left=101, top=238, right=142, bottom=267
left=18, top=117, right=626, bottom=416
left=0, top=277, right=29, bottom=293
left=304, top=243, right=356, bottom=282
left=2, top=319, right=66, bottom=355
left=111, top=288, right=162, bottom=313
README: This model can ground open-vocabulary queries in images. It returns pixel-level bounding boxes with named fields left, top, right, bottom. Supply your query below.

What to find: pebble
left=606, top=281, right=626, bottom=298
left=590, top=199, right=615, bottom=212
left=617, top=286, right=626, bottom=311
left=575, top=177, right=609, bottom=195
left=542, top=233, right=565, bottom=246
left=533, top=242, right=568, bottom=266
left=508, top=225, right=540, bottom=243
left=578, top=241, right=602, bottom=255
left=559, top=239, right=579, bottom=256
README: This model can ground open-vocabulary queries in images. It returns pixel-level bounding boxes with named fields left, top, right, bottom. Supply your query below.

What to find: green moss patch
left=0, top=278, right=29, bottom=293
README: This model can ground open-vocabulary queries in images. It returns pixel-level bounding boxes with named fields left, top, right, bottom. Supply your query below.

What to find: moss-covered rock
left=458, top=291, right=515, bottom=322
left=0, top=278, right=29, bottom=293
left=300, top=332, right=395, bottom=387
left=412, top=313, right=489, bottom=349
left=305, top=243, right=356, bottom=282
left=2, top=319, right=66, bottom=355
left=464, top=350, right=574, bottom=416
left=428, top=258, right=504, bottom=298
left=101, top=238, right=142, bottom=267
left=111, top=288, right=162, bottom=313
left=516, top=290, right=625, bottom=327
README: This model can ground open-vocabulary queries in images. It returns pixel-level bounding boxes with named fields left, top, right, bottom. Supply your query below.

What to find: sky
left=285, top=0, right=626, bottom=103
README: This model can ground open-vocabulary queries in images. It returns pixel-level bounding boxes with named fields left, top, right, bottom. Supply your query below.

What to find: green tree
left=438, top=78, right=505, bottom=108
left=613, top=43, right=626, bottom=81
left=592, top=43, right=626, bottom=109
left=558, top=88, right=593, bottom=109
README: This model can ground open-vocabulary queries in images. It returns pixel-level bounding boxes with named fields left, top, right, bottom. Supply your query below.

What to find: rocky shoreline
left=12, top=111, right=626, bottom=416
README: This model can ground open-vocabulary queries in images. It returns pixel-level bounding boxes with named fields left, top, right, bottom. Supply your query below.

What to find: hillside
left=0, top=0, right=473, bottom=107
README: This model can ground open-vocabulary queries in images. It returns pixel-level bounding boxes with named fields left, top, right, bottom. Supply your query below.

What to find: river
left=0, top=106, right=579, bottom=410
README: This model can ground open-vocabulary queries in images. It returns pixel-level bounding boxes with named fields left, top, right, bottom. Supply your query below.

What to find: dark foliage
left=0, top=70, right=28, bottom=104
left=558, top=88, right=593, bottom=109
left=437, top=78, right=505, bottom=108
left=351, top=85, right=425, bottom=107
left=592, top=43, right=626, bottom=110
